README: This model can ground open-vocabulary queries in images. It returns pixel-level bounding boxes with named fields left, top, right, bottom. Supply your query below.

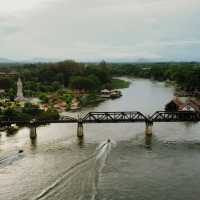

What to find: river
left=0, top=78, right=200, bottom=200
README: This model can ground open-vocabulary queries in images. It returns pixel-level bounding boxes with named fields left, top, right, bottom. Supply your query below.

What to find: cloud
left=0, top=0, right=200, bottom=61
left=0, top=0, right=53, bottom=13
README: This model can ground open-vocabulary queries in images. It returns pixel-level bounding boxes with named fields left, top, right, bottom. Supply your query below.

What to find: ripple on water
left=32, top=140, right=113, bottom=200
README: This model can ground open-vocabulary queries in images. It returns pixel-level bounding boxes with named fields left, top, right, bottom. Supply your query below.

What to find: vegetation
left=110, top=62, right=200, bottom=92
left=0, top=61, right=131, bottom=110
left=0, top=103, right=59, bottom=121
left=19, top=60, right=112, bottom=95
left=0, top=77, right=17, bottom=100
left=0, top=60, right=113, bottom=97
left=78, top=93, right=103, bottom=107
left=69, top=75, right=101, bottom=91
left=1, top=61, right=200, bottom=94
left=0, top=105, right=59, bottom=121
left=110, top=79, right=130, bottom=89
left=1, top=60, right=199, bottom=111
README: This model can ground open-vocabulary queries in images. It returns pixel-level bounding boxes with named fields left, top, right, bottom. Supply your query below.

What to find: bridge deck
left=0, top=111, right=200, bottom=127
left=151, top=111, right=200, bottom=122
left=83, top=111, right=147, bottom=123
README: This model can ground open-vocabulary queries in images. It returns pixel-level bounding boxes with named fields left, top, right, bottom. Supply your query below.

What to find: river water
left=1, top=78, right=200, bottom=200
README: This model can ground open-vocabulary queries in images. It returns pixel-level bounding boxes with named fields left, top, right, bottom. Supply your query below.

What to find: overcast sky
left=0, top=0, right=200, bottom=61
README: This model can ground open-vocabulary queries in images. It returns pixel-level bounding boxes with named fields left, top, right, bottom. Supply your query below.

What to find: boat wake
left=33, top=139, right=114, bottom=200
left=0, top=151, right=24, bottom=167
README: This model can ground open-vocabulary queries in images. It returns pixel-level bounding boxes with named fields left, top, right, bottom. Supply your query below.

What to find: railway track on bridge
left=0, top=111, right=200, bottom=126
left=0, top=111, right=199, bottom=139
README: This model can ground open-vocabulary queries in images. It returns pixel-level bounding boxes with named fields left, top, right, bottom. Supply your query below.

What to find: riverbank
left=0, top=78, right=130, bottom=116
left=110, top=78, right=130, bottom=89
left=76, top=78, right=130, bottom=108
left=38, top=78, right=130, bottom=111
left=110, top=63, right=200, bottom=99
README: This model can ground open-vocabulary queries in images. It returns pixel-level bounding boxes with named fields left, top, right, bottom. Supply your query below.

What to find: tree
left=69, top=75, right=101, bottom=91
left=39, top=94, right=49, bottom=103
left=7, top=88, right=15, bottom=101
left=23, top=103, right=42, bottom=116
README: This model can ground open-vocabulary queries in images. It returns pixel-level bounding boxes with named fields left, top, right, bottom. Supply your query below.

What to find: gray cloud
left=0, top=0, right=200, bottom=61
left=0, top=24, right=19, bottom=36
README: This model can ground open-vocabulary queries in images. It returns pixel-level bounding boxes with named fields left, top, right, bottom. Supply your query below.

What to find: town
left=0, top=76, right=123, bottom=112
left=0, top=62, right=129, bottom=132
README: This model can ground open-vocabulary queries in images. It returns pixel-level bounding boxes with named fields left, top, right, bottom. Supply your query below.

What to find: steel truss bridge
left=0, top=111, right=200, bottom=127
left=0, top=111, right=199, bottom=139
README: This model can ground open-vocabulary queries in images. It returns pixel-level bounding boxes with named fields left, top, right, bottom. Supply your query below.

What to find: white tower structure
left=16, top=77, right=24, bottom=100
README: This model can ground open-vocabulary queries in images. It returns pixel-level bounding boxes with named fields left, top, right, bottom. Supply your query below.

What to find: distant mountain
left=26, top=57, right=62, bottom=63
left=102, top=57, right=159, bottom=63
left=1, top=57, right=199, bottom=64
left=0, top=57, right=63, bottom=64
left=0, top=58, right=15, bottom=63
left=1, top=57, right=153, bottom=64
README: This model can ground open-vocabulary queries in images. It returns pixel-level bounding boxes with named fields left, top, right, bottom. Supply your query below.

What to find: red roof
left=171, top=98, right=184, bottom=107
left=190, top=99, right=200, bottom=107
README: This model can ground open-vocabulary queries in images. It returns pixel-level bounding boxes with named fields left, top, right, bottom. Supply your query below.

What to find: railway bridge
left=0, top=111, right=200, bottom=139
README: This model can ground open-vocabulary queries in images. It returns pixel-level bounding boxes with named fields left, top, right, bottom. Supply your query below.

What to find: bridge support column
left=29, top=119, right=37, bottom=139
left=145, top=134, right=152, bottom=148
left=30, top=126, right=37, bottom=139
left=77, top=121, right=84, bottom=138
left=145, top=121, right=153, bottom=136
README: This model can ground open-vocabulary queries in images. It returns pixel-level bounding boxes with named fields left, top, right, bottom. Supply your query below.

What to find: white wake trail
left=33, top=140, right=114, bottom=200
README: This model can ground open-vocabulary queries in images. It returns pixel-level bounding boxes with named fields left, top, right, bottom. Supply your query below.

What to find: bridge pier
left=30, top=119, right=37, bottom=139
left=77, top=120, right=84, bottom=138
left=145, top=134, right=152, bottom=148
left=30, top=126, right=37, bottom=139
left=145, top=121, right=153, bottom=136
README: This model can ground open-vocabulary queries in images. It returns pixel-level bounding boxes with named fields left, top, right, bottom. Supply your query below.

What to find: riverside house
left=165, top=98, right=200, bottom=112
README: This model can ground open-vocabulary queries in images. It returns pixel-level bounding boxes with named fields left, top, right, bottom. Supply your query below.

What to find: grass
left=111, top=78, right=130, bottom=89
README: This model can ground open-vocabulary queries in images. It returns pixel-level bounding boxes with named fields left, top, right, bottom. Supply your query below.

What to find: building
left=0, top=72, right=17, bottom=77
left=100, top=89, right=111, bottom=98
left=179, top=99, right=200, bottom=112
left=179, top=102, right=199, bottom=112
left=15, top=77, right=24, bottom=101
left=165, top=97, right=200, bottom=112
left=0, top=89, right=5, bottom=94
left=190, top=99, right=200, bottom=110
left=165, top=98, right=184, bottom=111
left=110, top=90, right=122, bottom=98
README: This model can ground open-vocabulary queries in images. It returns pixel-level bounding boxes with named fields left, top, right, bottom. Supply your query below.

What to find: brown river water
left=0, top=78, right=200, bottom=200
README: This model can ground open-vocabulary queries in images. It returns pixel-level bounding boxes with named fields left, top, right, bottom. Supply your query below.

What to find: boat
left=6, top=124, right=19, bottom=136
left=100, top=89, right=122, bottom=99
left=100, top=89, right=111, bottom=98
left=0, top=126, right=7, bottom=132
left=110, top=90, right=122, bottom=99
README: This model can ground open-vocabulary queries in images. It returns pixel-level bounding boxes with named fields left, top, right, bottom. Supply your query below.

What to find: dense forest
left=110, top=62, right=200, bottom=92
left=0, top=61, right=112, bottom=97
left=0, top=61, right=200, bottom=98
